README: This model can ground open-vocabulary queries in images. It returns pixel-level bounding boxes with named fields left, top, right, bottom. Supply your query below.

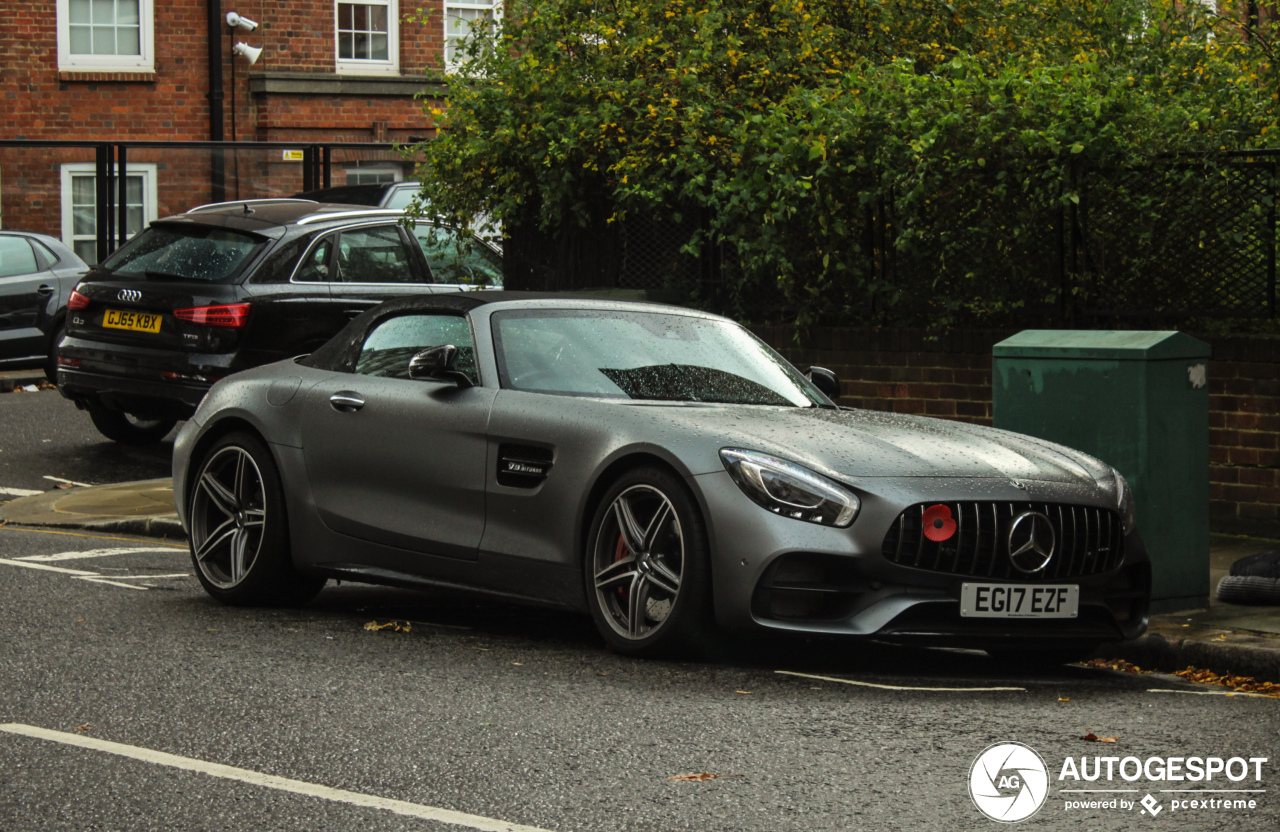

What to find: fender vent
left=497, top=444, right=554, bottom=488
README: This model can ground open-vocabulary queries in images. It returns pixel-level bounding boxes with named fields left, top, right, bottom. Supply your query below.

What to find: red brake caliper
left=614, top=533, right=629, bottom=603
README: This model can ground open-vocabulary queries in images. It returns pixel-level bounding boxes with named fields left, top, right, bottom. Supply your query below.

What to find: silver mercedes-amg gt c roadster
left=173, top=293, right=1149, bottom=659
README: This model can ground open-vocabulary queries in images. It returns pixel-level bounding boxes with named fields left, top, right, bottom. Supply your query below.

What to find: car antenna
left=242, top=203, right=254, bottom=215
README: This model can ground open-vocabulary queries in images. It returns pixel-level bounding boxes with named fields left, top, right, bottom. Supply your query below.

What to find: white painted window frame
left=56, top=0, right=155, bottom=72
left=60, top=162, right=159, bottom=263
left=335, top=0, right=400, bottom=76
left=444, top=0, right=501, bottom=72
left=346, top=164, right=405, bottom=185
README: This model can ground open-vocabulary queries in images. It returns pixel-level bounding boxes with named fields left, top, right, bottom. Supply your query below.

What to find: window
left=60, top=163, right=157, bottom=264
left=99, top=226, right=267, bottom=282
left=346, top=165, right=403, bottom=185
left=356, top=314, right=477, bottom=379
left=57, top=0, right=154, bottom=72
left=410, top=224, right=503, bottom=286
left=0, top=237, right=40, bottom=279
left=336, top=0, right=399, bottom=75
left=334, top=226, right=416, bottom=284
left=445, top=0, right=499, bottom=70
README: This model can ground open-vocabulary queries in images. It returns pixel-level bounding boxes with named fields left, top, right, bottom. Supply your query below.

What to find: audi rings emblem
left=1007, top=511, right=1056, bottom=574
left=117, top=289, right=142, bottom=302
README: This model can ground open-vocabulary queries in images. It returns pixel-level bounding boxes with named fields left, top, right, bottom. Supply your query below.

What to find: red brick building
left=1, top=0, right=493, bottom=261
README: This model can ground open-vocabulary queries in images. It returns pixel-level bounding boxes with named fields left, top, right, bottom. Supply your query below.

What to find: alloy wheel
left=190, top=445, right=267, bottom=589
left=591, top=484, right=685, bottom=641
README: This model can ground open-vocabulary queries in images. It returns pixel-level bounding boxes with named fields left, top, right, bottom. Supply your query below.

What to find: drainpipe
left=207, top=0, right=226, bottom=202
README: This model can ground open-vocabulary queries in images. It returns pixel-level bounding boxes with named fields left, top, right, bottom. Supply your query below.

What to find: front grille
left=881, top=502, right=1124, bottom=580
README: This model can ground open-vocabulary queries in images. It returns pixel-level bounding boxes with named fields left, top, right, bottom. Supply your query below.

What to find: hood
left=651, top=404, right=1112, bottom=484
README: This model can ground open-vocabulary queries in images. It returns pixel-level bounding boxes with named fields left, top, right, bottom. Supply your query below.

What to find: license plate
left=103, top=308, right=163, bottom=334
left=960, top=583, right=1078, bottom=618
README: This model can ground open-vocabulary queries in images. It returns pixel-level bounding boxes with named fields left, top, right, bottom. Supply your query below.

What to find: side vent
left=497, top=444, right=554, bottom=488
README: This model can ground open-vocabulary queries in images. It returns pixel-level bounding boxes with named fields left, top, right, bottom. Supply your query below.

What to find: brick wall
left=755, top=326, right=1280, bottom=539
left=1, top=0, right=446, bottom=240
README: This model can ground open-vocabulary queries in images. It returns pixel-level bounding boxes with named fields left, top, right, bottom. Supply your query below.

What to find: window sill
left=59, top=70, right=157, bottom=83
left=248, top=71, right=448, bottom=97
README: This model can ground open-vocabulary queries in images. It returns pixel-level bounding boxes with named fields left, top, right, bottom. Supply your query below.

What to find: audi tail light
left=174, top=303, right=251, bottom=328
left=67, top=289, right=91, bottom=310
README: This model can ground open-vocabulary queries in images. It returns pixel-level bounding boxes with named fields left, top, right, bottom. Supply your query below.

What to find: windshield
left=100, top=225, right=267, bottom=281
left=492, top=309, right=828, bottom=406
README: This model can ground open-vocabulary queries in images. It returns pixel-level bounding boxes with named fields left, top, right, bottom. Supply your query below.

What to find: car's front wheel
left=86, top=404, right=176, bottom=444
left=584, top=467, right=714, bottom=657
left=188, top=432, right=324, bottom=606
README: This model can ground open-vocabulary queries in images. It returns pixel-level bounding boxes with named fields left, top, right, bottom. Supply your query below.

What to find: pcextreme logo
left=969, top=742, right=1269, bottom=823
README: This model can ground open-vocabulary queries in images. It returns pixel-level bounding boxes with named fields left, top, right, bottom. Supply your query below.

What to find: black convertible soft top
left=301, top=291, right=607, bottom=373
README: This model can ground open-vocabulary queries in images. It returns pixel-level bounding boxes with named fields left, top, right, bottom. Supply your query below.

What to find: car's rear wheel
left=45, top=322, right=64, bottom=385
left=86, top=404, right=176, bottom=444
left=585, top=467, right=713, bottom=657
left=188, top=432, right=324, bottom=606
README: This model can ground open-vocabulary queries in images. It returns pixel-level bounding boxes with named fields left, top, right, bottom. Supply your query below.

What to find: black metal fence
left=3, top=140, right=1275, bottom=325
left=0, top=140, right=407, bottom=264
left=505, top=152, right=1280, bottom=325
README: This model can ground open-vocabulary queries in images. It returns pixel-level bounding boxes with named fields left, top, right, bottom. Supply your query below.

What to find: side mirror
left=408, top=344, right=473, bottom=388
left=807, top=366, right=841, bottom=401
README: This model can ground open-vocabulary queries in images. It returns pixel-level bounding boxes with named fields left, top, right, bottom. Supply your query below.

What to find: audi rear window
left=100, top=225, right=267, bottom=282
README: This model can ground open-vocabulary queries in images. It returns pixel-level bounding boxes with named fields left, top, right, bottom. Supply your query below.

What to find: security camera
left=226, top=12, right=259, bottom=31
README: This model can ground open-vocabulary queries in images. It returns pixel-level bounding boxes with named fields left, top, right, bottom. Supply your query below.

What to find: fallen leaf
left=735, top=690, right=751, bottom=695
left=667, top=772, right=744, bottom=781
left=74, top=724, right=90, bottom=732
left=1081, top=732, right=1118, bottom=743
left=512, top=662, right=524, bottom=666
left=1171, top=666, right=1280, bottom=696
left=56, top=483, right=73, bottom=489
left=597, top=672, right=609, bottom=677
left=363, top=620, right=411, bottom=633
left=1058, top=697, right=1070, bottom=702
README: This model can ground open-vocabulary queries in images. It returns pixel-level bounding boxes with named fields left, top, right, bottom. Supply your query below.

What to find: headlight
left=720, top=448, right=859, bottom=527
left=1113, top=469, right=1136, bottom=534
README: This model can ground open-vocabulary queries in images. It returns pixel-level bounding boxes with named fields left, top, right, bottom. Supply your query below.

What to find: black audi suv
left=56, top=199, right=502, bottom=443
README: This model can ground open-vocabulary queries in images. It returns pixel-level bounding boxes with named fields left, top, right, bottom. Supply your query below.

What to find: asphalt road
left=1, top=390, right=1278, bottom=831
left=0, top=388, right=175, bottom=494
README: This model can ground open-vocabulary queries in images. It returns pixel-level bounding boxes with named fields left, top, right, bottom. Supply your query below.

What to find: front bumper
left=695, top=470, right=1150, bottom=647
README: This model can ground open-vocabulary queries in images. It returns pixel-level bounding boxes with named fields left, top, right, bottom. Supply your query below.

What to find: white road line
left=0, top=723, right=557, bottom=832
left=42, top=475, right=94, bottom=488
left=75, top=577, right=149, bottom=590
left=16, top=547, right=185, bottom=562
left=1147, top=688, right=1278, bottom=699
left=775, top=669, right=1026, bottom=692
left=0, top=486, right=44, bottom=498
left=0, top=558, right=98, bottom=576
left=91, top=573, right=191, bottom=581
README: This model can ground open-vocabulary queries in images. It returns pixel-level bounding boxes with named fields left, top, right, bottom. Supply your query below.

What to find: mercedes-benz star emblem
left=117, top=289, right=142, bottom=302
left=1007, top=511, right=1056, bottom=574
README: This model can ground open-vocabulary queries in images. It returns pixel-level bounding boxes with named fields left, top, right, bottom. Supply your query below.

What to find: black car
left=0, top=231, right=89, bottom=379
left=57, top=199, right=502, bottom=443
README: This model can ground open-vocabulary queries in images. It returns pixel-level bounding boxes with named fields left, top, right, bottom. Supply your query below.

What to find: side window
left=294, top=238, right=334, bottom=282
left=355, top=314, right=477, bottom=381
left=411, top=224, right=504, bottom=286
left=0, top=237, right=40, bottom=278
left=335, top=226, right=416, bottom=284
left=29, top=239, right=60, bottom=269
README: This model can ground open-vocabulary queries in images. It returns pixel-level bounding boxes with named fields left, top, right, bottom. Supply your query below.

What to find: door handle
left=341, top=308, right=366, bottom=318
left=37, top=285, right=54, bottom=296
left=329, top=391, right=365, bottom=412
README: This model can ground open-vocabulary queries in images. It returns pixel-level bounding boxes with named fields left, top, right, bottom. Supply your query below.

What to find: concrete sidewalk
left=3, top=478, right=1279, bottom=680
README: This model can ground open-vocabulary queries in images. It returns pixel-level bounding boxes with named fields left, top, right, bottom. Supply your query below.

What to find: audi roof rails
left=295, top=207, right=407, bottom=225
left=187, top=198, right=320, bottom=213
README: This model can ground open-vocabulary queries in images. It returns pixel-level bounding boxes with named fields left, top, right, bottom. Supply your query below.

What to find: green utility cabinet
left=992, top=331, right=1211, bottom=612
